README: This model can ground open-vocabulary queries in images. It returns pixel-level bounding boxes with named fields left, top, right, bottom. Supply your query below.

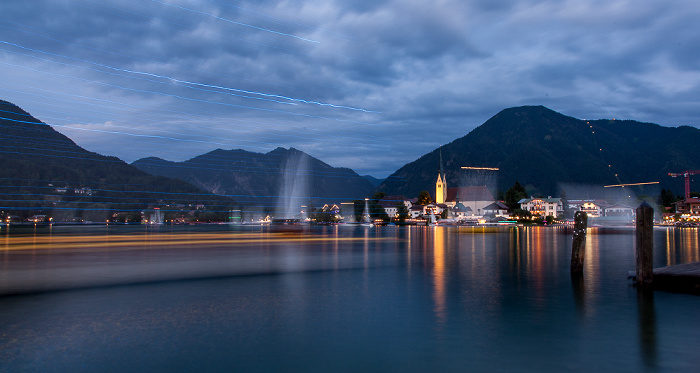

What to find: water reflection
left=2, top=225, right=700, bottom=372
left=637, top=289, right=658, bottom=369
left=665, top=227, right=700, bottom=265
left=432, top=228, right=446, bottom=325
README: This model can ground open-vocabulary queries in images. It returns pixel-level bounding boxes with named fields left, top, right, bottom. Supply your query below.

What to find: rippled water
left=1, top=224, right=699, bottom=372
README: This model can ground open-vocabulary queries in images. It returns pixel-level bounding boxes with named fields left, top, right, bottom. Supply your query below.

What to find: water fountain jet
left=273, top=150, right=310, bottom=226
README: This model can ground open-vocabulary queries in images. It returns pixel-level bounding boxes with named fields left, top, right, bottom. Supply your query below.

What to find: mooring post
left=636, top=201, right=654, bottom=288
left=570, top=211, right=588, bottom=275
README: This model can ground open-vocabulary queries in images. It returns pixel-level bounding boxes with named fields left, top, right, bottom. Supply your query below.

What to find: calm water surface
left=1, top=224, right=700, bottom=372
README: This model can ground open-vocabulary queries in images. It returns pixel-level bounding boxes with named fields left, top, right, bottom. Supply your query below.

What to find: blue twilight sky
left=1, top=0, right=699, bottom=177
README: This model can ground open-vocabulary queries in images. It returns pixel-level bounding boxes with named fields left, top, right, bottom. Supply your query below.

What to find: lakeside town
left=211, top=161, right=700, bottom=227
left=12, top=158, right=696, bottom=227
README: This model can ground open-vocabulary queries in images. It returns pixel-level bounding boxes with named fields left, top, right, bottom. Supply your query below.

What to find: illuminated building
left=435, top=149, right=447, bottom=204
left=673, top=197, right=700, bottom=216
left=518, top=196, right=564, bottom=218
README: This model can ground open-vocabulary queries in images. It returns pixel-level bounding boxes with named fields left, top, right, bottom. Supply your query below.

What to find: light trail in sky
left=148, top=0, right=321, bottom=44
left=604, top=182, right=660, bottom=188
left=0, top=81, right=388, bottom=151
left=61, top=1, right=361, bottom=62
left=0, top=60, right=380, bottom=129
left=203, top=0, right=357, bottom=41
left=461, top=166, right=500, bottom=171
left=0, top=41, right=379, bottom=114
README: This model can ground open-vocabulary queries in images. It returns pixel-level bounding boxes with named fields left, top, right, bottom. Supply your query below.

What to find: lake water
left=1, top=224, right=700, bottom=372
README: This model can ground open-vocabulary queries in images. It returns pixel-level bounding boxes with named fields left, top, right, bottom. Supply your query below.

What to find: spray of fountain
left=274, top=150, right=310, bottom=223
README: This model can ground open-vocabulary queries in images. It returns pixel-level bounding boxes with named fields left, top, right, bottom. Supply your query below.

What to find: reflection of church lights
left=433, top=229, right=447, bottom=325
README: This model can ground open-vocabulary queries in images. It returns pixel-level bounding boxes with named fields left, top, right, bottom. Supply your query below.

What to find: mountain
left=362, top=175, right=384, bottom=188
left=0, top=99, right=231, bottom=221
left=132, top=147, right=376, bottom=206
left=377, top=105, right=700, bottom=199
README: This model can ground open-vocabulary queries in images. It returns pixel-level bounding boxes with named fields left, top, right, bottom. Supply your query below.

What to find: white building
left=482, top=201, right=510, bottom=217
left=378, top=196, right=411, bottom=218
left=519, top=197, right=564, bottom=218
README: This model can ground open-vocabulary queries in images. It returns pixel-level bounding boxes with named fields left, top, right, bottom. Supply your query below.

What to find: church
left=434, top=150, right=495, bottom=216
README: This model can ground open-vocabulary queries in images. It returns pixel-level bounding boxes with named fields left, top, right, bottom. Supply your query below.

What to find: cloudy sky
left=2, top=0, right=699, bottom=177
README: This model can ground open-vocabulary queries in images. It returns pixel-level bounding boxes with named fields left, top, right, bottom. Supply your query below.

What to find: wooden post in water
left=636, top=201, right=654, bottom=287
left=570, top=211, right=588, bottom=275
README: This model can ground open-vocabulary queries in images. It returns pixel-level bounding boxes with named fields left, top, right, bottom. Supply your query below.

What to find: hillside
left=377, top=106, right=700, bottom=198
left=0, top=99, right=231, bottom=221
left=132, top=147, right=376, bottom=206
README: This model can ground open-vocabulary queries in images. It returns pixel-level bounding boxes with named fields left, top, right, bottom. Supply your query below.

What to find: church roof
left=446, top=186, right=493, bottom=202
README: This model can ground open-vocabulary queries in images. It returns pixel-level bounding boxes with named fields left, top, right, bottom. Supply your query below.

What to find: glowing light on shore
left=604, top=182, right=660, bottom=188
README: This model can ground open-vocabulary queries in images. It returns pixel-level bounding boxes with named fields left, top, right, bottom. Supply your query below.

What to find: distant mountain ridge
left=0, top=99, right=230, bottom=221
left=132, top=147, right=376, bottom=205
left=377, top=105, right=700, bottom=198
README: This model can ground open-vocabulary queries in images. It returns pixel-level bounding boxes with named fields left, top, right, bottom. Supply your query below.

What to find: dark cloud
left=0, top=0, right=698, bottom=177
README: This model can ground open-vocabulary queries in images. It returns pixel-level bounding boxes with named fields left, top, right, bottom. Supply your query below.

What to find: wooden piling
left=636, top=202, right=654, bottom=287
left=570, top=211, right=588, bottom=275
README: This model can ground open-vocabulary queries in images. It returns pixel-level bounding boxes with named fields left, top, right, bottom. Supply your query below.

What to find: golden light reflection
left=679, top=228, right=700, bottom=264
left=0, top=232, right=391, bottom=253
left=583, top=227, right=601, bottom=296
left=666, top=229, right=676, bottom=266
left=528, top=227, right=546, bottom=294
left=663, top=227, right=700, bottom=266
left=433, top=227, right=447, bottom=325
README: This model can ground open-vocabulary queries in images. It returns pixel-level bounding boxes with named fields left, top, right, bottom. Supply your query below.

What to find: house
left=519, top=196, right=564, bottom=218
left=410, top=205, right=424, bottom=219
left=423, top=203, right=445, bottom=216
left=482, top=201, right=510, bottom=217
left=320, top=204, right=341, bottom=214
left=580, top=201, right=604, bottom=217
left=451, top=201, right=473, bottom=219
left=673, top=198, right=700, bottom=216
left=378, top=196, right=411, bottom=218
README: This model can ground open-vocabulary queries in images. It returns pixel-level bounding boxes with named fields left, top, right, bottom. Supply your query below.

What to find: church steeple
left=436, top=147, right=447, bottom=204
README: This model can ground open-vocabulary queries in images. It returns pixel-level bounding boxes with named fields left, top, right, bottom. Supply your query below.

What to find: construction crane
left=668, top=170, right=700, bottom=199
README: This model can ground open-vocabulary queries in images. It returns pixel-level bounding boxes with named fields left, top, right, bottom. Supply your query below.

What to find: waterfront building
left=482, top=201, right=510, bottom=217
left=377, top=196, right=410, bottom=218
left=410, top=205, right=423, bottom=218
left=673, top=198, right=700, bottom=216
left=518, top=196, right=564, bottom=218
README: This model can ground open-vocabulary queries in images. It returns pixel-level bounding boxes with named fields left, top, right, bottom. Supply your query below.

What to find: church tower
left=435, top=148, right=446, bottom=204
